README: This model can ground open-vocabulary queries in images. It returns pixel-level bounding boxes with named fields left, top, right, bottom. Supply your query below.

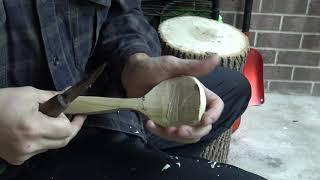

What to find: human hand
left=122, top=53, right=224, bottom=143
left=145, top=85, right=224, bottom=144
left=121, top=53, right=220, bottom=97
left=0, top=87, right=86, bottom=165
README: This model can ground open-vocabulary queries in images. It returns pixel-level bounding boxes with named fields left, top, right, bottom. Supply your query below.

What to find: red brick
left=312, top=83, right=320, bottom=96
left=236, top=14, right=281, bottom=30
left=293, top=68, right=320, bottom=81
left=282, top=16, right=320, bottom=33
left=220, top=0, right=261, bottom=12
left=269, top=81, right=312, bottom=95
left=258, top=49, right=276, bottom=64
left=261, top=0, right=308, bottom=14
left=302, top=35, right=320, bottom=50
left=277, top=51, right=320, bottom=66
left=257, top=33, right=301, bottom=49
left=264, top=66, right=293, bottom=80
left=309, top=0, right=320, bottom=15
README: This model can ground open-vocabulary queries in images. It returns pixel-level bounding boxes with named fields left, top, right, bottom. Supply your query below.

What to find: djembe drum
left=158, top=16, right=249, bottom=163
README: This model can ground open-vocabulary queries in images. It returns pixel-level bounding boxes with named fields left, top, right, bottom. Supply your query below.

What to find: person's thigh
left=6, top=128, right=265, bottom=180
left=148, top=66, right=251, bottom=156
left=199, top=66, right=251, bottom=134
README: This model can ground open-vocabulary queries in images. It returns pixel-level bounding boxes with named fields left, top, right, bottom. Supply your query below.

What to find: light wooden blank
left=64, top=76, right=206, bottom=127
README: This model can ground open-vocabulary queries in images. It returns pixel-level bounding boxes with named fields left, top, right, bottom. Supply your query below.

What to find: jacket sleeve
left=99, top=0, right=161, bottom=70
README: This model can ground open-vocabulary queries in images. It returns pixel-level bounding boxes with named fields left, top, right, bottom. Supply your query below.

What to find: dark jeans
left=1, top=67, right=266, bottom=180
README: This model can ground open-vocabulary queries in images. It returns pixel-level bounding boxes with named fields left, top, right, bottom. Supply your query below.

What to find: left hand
left=145, top=85, right=224, bottom=144
left=122, top=53, right=224, bottom=144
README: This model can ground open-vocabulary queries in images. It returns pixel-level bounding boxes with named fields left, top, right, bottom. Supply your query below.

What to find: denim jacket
left=0, top=0, right=161, bottom=172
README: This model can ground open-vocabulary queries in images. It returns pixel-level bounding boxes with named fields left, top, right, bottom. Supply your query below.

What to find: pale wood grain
left=159, top=16, right=249, bottom=72
left=64, top=76, right=206, bottom=127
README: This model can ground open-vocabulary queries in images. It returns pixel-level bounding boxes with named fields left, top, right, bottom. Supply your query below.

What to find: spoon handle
left=64, top=96, right=143, bottom=115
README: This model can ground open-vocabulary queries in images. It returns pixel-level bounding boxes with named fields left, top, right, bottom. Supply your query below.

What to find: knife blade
left=39, top=63, right=106, bottom=117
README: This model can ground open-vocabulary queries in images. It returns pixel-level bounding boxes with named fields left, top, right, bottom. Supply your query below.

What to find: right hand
left=0, top=87, right=86, bottom=165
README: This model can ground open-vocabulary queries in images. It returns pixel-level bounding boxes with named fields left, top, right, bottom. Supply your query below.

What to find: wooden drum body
left=159, top=16, right=249, bottom=72
left=158, top=16, right=249, bottom=163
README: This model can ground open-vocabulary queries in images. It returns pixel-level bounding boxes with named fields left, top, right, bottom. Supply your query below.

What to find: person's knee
left=197, top=68, right=252, bottom=143
left=236, top=73, right=252, bottom=103
left=222, top=68, right=252, bottom=104
left=200, top=67, right=251, bottom=101
left=223, top=72, right=252, bottom=124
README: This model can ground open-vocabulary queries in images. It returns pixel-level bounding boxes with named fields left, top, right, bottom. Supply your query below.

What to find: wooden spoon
left=64, top=76, right=206, bottom=127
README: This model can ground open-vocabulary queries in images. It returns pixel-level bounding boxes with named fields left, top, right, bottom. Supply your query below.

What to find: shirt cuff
left=110, top=44, right=152, bottom=76
left=119, top=44, right=152, bottom=61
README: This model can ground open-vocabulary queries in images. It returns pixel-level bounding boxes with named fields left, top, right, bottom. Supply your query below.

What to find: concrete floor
left=228, top=93, right=320, bottom=180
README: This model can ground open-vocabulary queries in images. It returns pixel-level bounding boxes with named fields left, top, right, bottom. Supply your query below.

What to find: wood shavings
left=210, top=162, right=217, bottom=168
left=176, top=162, right=181, bottom=167
left=161, top=164, right=171, bottom=171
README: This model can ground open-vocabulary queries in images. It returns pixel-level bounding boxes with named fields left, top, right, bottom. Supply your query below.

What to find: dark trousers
left=1, top=67, right=266, bottom=180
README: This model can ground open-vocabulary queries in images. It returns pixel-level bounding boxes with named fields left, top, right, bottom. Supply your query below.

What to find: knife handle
left=39, top=94, right=69, bottom=117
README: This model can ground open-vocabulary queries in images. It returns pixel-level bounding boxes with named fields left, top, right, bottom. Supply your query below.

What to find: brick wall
left=219, top=0, right=320, bottom=96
